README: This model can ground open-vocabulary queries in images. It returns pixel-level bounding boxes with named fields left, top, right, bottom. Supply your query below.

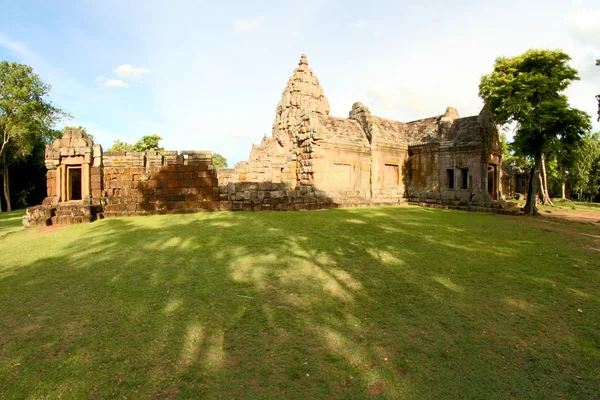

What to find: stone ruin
left=24, top=54, right=518, bottom=226
left=227, top=54, right=511, bottom=210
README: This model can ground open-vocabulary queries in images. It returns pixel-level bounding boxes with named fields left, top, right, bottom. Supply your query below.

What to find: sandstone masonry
left=24, top=54, right=519, bottom=227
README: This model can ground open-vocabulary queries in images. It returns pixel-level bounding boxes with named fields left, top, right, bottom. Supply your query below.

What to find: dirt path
left=540, top=210, right=600, bottom=225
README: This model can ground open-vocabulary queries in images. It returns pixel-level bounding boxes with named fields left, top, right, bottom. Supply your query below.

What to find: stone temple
left=24, top=54, right=515, bottom=226
left=222, top=54, right=504, bottom=205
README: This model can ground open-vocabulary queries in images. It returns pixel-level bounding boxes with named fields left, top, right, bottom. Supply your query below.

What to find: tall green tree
left=566, top=131, right=600, bottom=201
left=132, top=134, right=162, bottom=152
left=6, top=128, right=62, bottom=209
left=107, top=139, right=133, bottom=152
left=108, top=135, right=163, bottom=152
left=212, top=153, right=228, bottom=168
left=0, top=61, right=69, bottom=211
left=596, top=59, right=599, bottom=122
left=479, top=50, right=591, bottom=215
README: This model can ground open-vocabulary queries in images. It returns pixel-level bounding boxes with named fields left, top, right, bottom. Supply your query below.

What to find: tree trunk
left=524, top=151, right=542, bottom=215
left=2, top=152, right=10, bottom=212
left=561, top=182, right=566, bottom=199
left=539, top=153, right=553, bottom=205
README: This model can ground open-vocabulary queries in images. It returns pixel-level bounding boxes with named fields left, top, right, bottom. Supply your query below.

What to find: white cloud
left=96, top=75, right=128, bottom=88
left=234, top=16, right=264, bottom=32
left=114, top=64, right=149, bottom=79
left=354, top=20, right=368, bottom=28
left=565, top=8, right=600, bottom=32
left=0, top=32, right=44, bottom=67
left=565, top=8, right=600, bottom=47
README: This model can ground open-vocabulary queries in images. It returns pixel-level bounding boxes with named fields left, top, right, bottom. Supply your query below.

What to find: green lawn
left=0, top=209, right=25, bottom=237
left=514, top=198, right=600, bottom=213
left=541, top=199, right=600, bottom=212
left=1, top=207, right=598, bottom=399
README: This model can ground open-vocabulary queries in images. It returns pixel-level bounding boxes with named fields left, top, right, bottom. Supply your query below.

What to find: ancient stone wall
left=501, top=164, right=528, bottom=198
left=216, top=168, right=236, bottom=185
left=97, top=151, right=219, bottom=218
left=405, top=143, right=440, bottom=199
left=25, top=139, right=221, bottom=226
left=25, top=54, right=514, bottom=227
left=302, top=112, right=374, bottom=203
left=46, top=170, right=57, bottom=198
left=407, top=142, right=501, bottom=206
left=100, top=164, right=219, bottom=218
left=219, top=182, right=334, bottom=212
left=370, top=145, right=407, bottom=201
left=349, top=103, right=410, bottom=202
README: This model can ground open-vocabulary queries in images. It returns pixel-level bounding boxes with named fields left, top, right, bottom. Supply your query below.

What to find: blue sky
left=1, top=0, right=599, bottom=165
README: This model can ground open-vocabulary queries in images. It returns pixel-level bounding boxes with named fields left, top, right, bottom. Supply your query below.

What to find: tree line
left=1, top=53, right=598, bottom=212
left=479, top=50, right=596, bottom=214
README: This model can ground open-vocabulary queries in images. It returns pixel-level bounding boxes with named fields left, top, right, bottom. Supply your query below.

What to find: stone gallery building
left=225, top=54, right=504, bottom=206
left=25, top=54, right=511, bottom=226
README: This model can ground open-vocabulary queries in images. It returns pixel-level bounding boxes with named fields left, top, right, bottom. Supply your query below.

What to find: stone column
left=82, top=163, right=91, bottom=198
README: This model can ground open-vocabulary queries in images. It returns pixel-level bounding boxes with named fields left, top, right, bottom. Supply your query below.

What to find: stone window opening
left=447, top=169, right=455, bottom=189
left=461, top=168, right=469, bottom=190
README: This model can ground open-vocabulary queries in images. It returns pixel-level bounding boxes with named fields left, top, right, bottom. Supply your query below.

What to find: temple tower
left=271, top=54, right=330, bottom=153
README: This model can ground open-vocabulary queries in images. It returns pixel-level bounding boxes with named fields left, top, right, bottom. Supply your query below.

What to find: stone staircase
left=52, top=204, right=101, bottom=225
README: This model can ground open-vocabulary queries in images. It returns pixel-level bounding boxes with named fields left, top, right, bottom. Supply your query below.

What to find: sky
left=0, top=0, right=599, bottom=165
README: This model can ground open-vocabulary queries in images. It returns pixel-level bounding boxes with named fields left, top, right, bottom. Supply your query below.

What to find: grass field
left=1, top=207, right=598, bottom=399
left=514, top=198, right=600, bottom=213
left=0, top=209, right=25, bottom=238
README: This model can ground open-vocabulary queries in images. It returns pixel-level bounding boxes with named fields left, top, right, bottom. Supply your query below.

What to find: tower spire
left=270, top=54, right=330, bottom=151
left=299, top=54, right=308, bottom=66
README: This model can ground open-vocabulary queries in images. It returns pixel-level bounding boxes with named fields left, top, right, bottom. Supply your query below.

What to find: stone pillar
left=82, top=163, right=91, bottom=198
left=59, top=165, right=67, bottom=202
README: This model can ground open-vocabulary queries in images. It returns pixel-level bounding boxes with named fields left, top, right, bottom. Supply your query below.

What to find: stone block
left=219, top=201, right=232, bottom=211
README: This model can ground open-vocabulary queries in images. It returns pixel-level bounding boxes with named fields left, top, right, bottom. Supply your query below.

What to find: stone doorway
left=487, top=164, right=498, bottom=200
left=68, top=167, right=82, bottom=201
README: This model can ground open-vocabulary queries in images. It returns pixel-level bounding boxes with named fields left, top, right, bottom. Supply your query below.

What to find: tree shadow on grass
left=0, top=209, right=25, bottom=237
left=0, top=207, right=599, bottom=399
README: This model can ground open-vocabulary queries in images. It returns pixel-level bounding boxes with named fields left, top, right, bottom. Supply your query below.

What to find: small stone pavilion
left=25, top=54, right=515, bottom=226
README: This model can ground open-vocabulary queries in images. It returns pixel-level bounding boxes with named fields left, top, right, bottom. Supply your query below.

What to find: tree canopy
left=0, top=61, right=69, bottom=211
left=565, top=131, right=600, bottom=201
left=107, top=134, right=163, bottom=152
left=108, top=139, right=133, bottom=152
left=479, top=49, right=591, bottom=214
left=132, top=134, right=162, bottom=152
left=212, top=153, right=228, bottom=168
left=596, top=59, right=600, bottom=121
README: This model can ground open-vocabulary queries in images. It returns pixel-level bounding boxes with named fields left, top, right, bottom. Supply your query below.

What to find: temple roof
left=446, top=116, right=481, bottom=142
left=370, top=115, right=443, bottom=146
left=315, top=114, right=369, bottom=146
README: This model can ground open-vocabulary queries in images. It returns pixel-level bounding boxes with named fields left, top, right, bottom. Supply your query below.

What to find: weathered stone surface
left=271, top=54, right=330, bottom=150
left=27, top=55, right=507, bottom=226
